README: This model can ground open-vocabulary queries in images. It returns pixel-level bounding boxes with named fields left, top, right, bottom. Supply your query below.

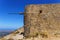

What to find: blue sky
left=0, top=0, right=60, bottom=30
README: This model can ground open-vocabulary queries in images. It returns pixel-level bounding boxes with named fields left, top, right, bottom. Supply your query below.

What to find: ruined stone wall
left=24, top=5, right=40, bottom=37
left=24, top=4, right=60, bottom=37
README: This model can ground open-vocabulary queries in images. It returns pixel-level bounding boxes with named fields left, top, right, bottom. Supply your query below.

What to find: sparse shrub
left=40, top=33, right=48, bottom=38
left=14, top=31, right=19, bottom=34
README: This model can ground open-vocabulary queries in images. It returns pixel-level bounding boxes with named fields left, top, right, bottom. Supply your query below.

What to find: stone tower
left=24, top=4, right=60, bottom=37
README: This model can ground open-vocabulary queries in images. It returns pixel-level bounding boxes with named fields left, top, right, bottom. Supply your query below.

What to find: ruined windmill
left=9, top=5, right=42, bottom=37
left=9, top=4, right=60, bottom=38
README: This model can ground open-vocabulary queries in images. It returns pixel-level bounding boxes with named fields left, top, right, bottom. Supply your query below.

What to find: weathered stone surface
left=24, top=4, right=60, bottom=37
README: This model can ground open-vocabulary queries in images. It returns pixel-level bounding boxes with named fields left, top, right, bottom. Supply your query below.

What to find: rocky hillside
left=0, top=27, right=60, bottom=40
left=0, top=27, right=24, bottom=40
